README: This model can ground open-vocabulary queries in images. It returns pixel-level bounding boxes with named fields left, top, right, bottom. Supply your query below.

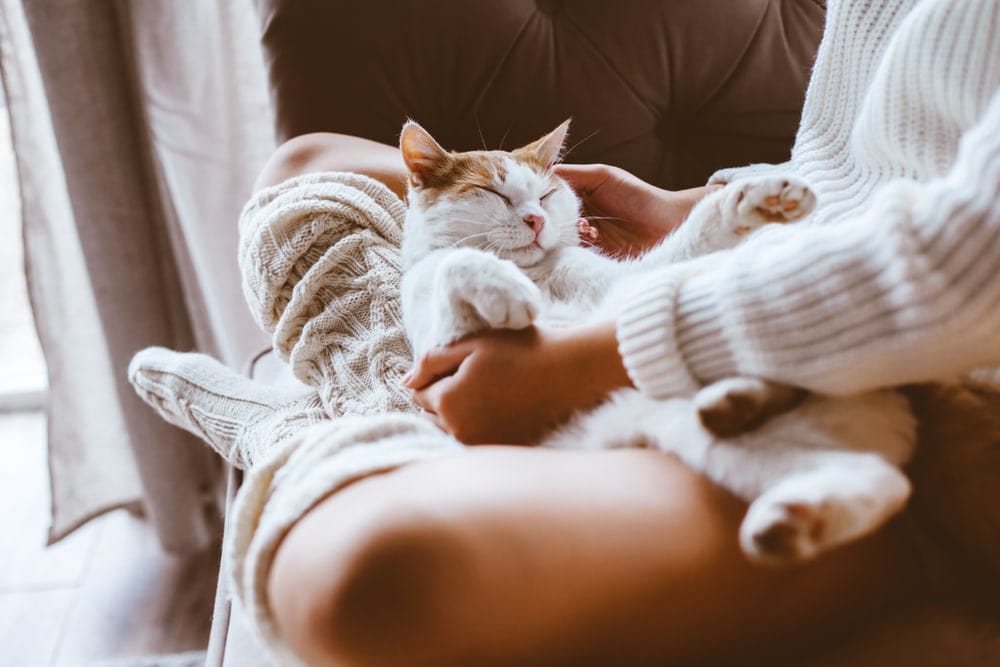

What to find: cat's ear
left=400, top=121, right=450, bottom=188
left=519, top=119, right=571, bottom=167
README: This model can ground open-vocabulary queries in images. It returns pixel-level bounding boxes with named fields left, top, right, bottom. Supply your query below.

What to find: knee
left=254, top=133, right=346, bottom=191
left=268, top=496, right=475, bottom=667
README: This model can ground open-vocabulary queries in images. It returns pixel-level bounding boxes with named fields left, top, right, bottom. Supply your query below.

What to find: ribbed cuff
left=616, top=267, right=743, bottom=399
left=616, top=271, right=700, bottom=398
left=674, top=272, right=738, bottom=385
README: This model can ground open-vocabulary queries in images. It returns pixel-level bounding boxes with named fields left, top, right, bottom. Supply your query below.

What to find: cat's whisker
left=447, top=219, right=494, bottom=227
left=449, top=231, right=493, bottom=247
left=475, top=115, right=488, bottom=151
left=451, top=220, right=492, bottom=234
left=561, top=129, right=600, bottom=161
left=498, top=121, right=514, bottom=151
left=483, top=239, right=507, bottom=255
left=456, top=231, right=489, bottom=243
left=443, top=215, right=500, bottom=227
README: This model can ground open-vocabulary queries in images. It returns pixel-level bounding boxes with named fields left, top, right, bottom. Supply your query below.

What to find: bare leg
left=254, top=132, right=410, bottom=197
left=269, top=446, right=914, bottom=667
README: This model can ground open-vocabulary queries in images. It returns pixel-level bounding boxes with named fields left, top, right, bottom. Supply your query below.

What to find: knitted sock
left=128, top=347, right=327, bottom=469
left=238, top=172, right=417, bottom=418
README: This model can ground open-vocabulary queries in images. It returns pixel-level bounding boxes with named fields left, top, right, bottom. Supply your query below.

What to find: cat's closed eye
left=475, top=185, right=513, bottom=207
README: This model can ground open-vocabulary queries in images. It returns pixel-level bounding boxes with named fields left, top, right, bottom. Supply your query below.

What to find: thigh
left=274, top=446, right=914, bottom=666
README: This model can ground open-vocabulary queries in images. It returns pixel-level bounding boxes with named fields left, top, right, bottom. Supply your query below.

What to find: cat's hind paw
left=695, top=378, right=806, bottom=438
left=722, top=176, right=816, bottom=235
left=740, top=500, right=828, bottom=566
left=739, top=460, right=911, bottom=566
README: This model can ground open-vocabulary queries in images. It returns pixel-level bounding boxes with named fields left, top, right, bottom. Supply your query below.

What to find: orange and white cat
left=399, top=120, right=915, bottom=565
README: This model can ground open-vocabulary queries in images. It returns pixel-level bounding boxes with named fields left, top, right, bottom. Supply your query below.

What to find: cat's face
left=400, top=120, right=580, bottom=267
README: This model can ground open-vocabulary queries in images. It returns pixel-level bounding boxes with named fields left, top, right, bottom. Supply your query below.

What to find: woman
left=131, top=0, right=999, bottom=665
left=252, top=139, right=920, bottom=667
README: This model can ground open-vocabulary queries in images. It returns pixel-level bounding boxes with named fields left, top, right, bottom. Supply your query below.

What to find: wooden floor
left=0, top=411, right=220, bottom=666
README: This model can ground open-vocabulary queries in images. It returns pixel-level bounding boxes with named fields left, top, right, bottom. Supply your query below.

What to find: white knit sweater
left=617, top=0, right=1000, bottom=397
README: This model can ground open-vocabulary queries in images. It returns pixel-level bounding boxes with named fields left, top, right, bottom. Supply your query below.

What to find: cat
left=399, top=119, right=916, bottom=566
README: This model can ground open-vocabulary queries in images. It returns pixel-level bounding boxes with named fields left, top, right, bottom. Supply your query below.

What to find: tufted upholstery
left=259, top=0, right=825, bottom=189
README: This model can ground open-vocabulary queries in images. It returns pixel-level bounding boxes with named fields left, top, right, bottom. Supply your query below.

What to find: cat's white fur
left=400, top=121, right=916, bottom=565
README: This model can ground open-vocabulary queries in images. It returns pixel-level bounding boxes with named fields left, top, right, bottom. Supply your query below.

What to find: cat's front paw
left=438, top=250, right=542, bottom=333
left=721, top=176, right=816, bottom=235
left=469, top=277, right=541, bottom=330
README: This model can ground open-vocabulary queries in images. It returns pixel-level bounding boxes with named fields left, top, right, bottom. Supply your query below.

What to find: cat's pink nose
left=523, top=214, right=545, bottom=240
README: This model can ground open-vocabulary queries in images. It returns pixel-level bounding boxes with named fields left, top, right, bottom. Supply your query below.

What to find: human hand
left=555, top=163, right=720, bottom=258
left=402, top=321, right=632, bottom=445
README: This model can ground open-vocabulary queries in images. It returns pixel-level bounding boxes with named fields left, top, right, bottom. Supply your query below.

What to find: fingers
left=415, top=406, right=448, bottom=433
left=411, top=379, right=454, bottom=435
left=576, top=218, right=601, bottom=246
left=403, top=342, right=474, bottom=390
left=411, top=376, right=449, bottom=415
left=424, top=411, right=448, bottom=432
left=554, top=163, right=611, bottom=194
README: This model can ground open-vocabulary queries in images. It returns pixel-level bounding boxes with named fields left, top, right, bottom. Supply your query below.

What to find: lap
left=271, top=445, right=915, bottom=666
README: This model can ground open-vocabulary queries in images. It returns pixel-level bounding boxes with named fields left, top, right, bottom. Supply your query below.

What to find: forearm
left=561, top=318, right=633, bottom=397
left=664, top=185, right=721, bottom=222
left=619, top=91, right=1000, bottom=396
left=255, top=132, right=408, bottom=198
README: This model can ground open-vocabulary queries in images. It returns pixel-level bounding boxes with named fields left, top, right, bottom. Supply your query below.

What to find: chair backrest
left=258, top=0, right=824, bottom=189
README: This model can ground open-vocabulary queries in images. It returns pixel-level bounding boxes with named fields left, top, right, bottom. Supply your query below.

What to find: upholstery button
left=536, top=0, right=563, bottom=16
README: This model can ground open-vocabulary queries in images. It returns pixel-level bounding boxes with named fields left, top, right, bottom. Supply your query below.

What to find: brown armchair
left=259, top=0, right=822, bottom=190
left=209, top=1, right=824, bottom=664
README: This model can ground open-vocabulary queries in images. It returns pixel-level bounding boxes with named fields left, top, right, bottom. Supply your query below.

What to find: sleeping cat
left=399, top=120, right=916, bottom=566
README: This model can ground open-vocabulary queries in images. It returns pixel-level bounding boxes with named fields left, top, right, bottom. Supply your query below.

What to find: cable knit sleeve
left=618, top=88, right=1000, bottom=397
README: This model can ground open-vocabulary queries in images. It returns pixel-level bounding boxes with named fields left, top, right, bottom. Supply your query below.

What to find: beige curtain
left=0, top=0, right=274, bottom=552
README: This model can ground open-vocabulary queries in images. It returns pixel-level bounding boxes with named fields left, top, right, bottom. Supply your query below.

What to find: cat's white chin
left=503, top=244, right=546, bottom=267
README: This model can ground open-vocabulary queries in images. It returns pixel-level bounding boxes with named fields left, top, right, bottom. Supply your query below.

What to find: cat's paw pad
left=437, top=252, right=542, bottom=332
left=695, top=378, right=774, bottom=437
left=724, top=176, right=816, bottom=234
left=473, top=281, right=541, bottom=329
left=451, top=265, right=541, bottom=330
left=695, top=378, right=805, bottom=438
left=740, top=500, right=828, bottom=566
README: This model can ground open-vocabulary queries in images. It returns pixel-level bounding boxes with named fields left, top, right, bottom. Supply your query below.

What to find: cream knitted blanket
left=239, top=171, right=415, bottom=416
